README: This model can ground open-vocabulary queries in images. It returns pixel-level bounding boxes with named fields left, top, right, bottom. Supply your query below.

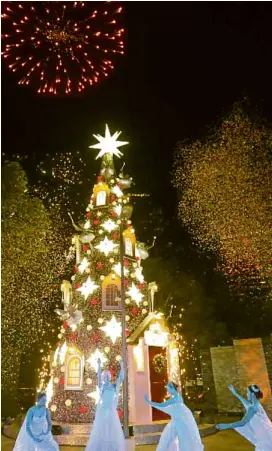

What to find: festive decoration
left=87, top=349, right=108, bottom=371
left=76, top=276, right=99, bottom=300
left=2, top=3, right=125, bottom=95
left=126, top=283, right=144, bottom=305
left=42, top=125, right=151, bottom=424
left=100, top=315, right=122, bottom=344
left=90, top=124, right=128, bottom=160
left=152, top=354, right=166, bottom=374
left=95, top=236, right=118, bottom=256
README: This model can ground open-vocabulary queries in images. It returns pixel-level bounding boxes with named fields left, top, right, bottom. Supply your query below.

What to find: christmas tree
left=46, top=125, right=151, bottom=423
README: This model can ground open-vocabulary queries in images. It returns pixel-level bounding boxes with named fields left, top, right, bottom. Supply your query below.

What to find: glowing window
left=106, top=284, right=121, bottom=308
left=66, top=356, right=83, bottom=389
left=96, top=191, right=106, bottom=206
left=125, top=237, right=133, bottom=257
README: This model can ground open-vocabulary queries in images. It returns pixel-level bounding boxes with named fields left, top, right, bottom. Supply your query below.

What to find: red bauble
left=117, top=408, right=124, bottom=419
left=138, top=283, right=145, bottom=289
left=90, top=298, right=98, bottom=306
left=93, top=219, right=99, bottom=226
left=86, top=212, right=91, bottom=218
left=56, top=342, right=61, bottom=347
left=70, top=332, right=78, bottom=341
left=79, top=405, right=88, bottom=414
left=131, top=307, right=138, bottom=315
left=123, top=259, right=129, bottom=266
left=63, top=322, right=69, bottom=329
left=96, top=262, right=104, bottom=270
left=60, top=377, right=65, bottom=386
left=125, top=329, right=130, bottom=337
left=92, top=333, right=99, bottom=342
left=112, top=233, right=118, bottom=240
left=74, top=266, right=79, bottom=272
left=97, top=176, right=103, bottom=182
left=123, top=280, right=129, bottom=287
left=110, top=195, right=116, bottom=202
left=82, top=244, right=88, bottom=252
left=110, top=368, right=116, bottom=377
left=118, top=183, right=122, bottom=188
left=76, top=283, right=81, bottom=289
left=111, top=211, right=117, bottom=217
left=136, top=256, right=140, bottom=261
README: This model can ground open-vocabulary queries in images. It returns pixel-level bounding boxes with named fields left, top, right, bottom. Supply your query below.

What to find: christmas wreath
left=152, top=354, right=166, bottom=374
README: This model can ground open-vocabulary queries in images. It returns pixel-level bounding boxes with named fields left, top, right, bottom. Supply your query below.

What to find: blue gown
left=235, top=402, right=272, bottom=450
left=154, top=396, right=204, bottom=451
left=85, top=384, right=125, bottom=451
left=13, top=410, right=59, bottom=451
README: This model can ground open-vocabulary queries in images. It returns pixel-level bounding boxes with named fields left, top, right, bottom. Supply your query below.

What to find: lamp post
left=120, top=205, right=133, bottom=440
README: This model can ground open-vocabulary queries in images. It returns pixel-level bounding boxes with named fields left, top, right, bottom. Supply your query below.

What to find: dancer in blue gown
left=85, top=358, right=125, bottom=451
left=216, top=384, right=272, bottom=450
left=13, top=392, right=59, bottom=451
left=144, top=381, right=204, bottom=450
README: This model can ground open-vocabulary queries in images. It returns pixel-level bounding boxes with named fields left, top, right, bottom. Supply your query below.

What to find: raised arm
left=228, top=385, right=252, bottom=409
left=216, top=406, right=256, bottom=431
left=116, top=360, right=124, bottom=393
left=97, top=358, right=102, bottom=389
left=26, top=407, right=42, bottom=443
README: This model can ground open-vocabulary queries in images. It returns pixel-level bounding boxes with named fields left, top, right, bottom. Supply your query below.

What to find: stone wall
left=201, top=336, right=272, bottom=416
left=210, top=346, right=240, bottom=412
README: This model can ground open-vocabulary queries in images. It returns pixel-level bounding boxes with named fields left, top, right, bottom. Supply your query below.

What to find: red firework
left=1, top=1, right=125, bottom=95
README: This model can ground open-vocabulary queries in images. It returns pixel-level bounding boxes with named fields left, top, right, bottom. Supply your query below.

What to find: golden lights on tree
left=174, top=105, right=272, bottom=295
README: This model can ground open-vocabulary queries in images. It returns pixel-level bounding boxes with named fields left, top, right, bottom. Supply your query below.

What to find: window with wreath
left=65, top=355, right=84, bottom=390
left=102, top=274, right=121, bottom=311
left=96, top=190, right=107, bottom=207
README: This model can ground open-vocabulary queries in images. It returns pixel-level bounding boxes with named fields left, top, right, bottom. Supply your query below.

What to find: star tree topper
left=90, top=124, right=128, bottom=159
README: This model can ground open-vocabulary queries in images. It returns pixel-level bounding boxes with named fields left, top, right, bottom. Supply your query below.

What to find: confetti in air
left=1, top=1, right=125, bottom=95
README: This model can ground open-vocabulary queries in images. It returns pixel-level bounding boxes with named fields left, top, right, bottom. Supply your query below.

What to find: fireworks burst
left=1, top=1, right=125, bottom=95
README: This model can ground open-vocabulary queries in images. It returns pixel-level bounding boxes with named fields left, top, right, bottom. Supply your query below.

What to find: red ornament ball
left=110, top=368, right=116, bottom=377
left=123, top=259, right=129, bottom=266
left=63, top=322, right=69, bottom=329
left=86, top=212, right=91, bottom=218
left=74, top=266, right=79, bottom=272
left=111, top=211, right=117, bottom=217
left=97, top=176, right=103, bottom=182
left=112, top=233, right=118, bottom=240
left=123, top=280, right=129, bottom=287
left=96, top=262, right=104, bottom=270
left=60, top=377, right=65, bottom=386
left=93, top=219, right=99, bottom=226
left=110, top=195, right=116, bottom=202
left=117, top=408, right=124, bottom=419
left=90, top=298, right=98, bottom=306
left=70, top=332, right=78, bottom=341
left=76, top=283, right=81, bottom=289
left=125, top=329, right=130, bottom=337
left=79, top=405, right=88, bottom=414
left=82, top=244, right=88, bottom=252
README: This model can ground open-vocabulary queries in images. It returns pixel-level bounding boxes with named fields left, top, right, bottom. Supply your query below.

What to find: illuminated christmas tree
left=46, top=125, right=152, bottom=423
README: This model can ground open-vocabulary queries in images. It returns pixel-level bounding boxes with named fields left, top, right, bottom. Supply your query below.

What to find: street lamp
left=120, top=204, right=133, bottom=440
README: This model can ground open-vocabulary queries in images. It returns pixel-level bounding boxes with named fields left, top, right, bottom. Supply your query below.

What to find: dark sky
left=2, top=2, right=272, bottom=213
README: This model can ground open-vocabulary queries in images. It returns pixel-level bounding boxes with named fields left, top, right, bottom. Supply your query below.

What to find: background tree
left=173, top=102, right=272, bottom=337
left=1, top=162, right=68, bottom=416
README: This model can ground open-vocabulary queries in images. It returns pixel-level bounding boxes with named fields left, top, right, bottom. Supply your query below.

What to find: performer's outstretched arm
left=228, top=385, right=252, bottom=409
left=97, top=358, right=102, bottom=390
left=144, top=394, right=175, bottom=412
left=216, top=406, right=256, bottom=431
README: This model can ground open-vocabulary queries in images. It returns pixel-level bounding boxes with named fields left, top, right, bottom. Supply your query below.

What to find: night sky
left=2, top=2, right=272, bottom=216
